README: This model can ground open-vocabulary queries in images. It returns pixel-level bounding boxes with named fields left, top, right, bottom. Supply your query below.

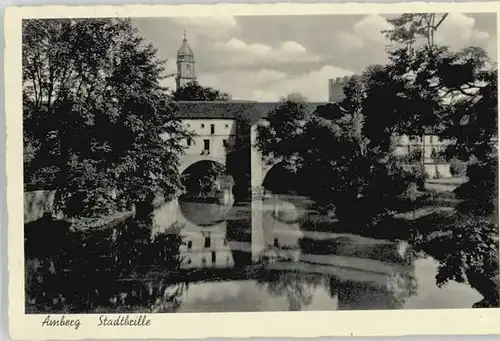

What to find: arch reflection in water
left=25, top=190, right=485, bottom=313
left=152, top=195, right=241, bottom=271
left=250, top=194, right=416, bottom=309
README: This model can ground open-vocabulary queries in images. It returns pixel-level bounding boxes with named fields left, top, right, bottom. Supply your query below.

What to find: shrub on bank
left=449, top=157, right=467, bottom=177
left=414, top=212, right=499, bottom=307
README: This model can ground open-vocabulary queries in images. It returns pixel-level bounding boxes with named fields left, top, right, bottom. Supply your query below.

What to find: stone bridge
left=172, top=102, right=326, bottom=197
left=176, top=121, right=279, bottom=197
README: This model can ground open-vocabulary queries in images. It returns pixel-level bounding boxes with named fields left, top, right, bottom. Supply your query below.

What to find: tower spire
left=176, top=30, right=196, bottom=91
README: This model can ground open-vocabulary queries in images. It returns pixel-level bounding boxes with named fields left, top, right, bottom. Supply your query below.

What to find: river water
left=145, top=194, right=482, bottom=312
left=25, top=194, right=483, bottom=313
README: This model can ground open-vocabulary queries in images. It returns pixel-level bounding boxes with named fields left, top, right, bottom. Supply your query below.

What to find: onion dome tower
left=176, top=30, right=196, bottom=90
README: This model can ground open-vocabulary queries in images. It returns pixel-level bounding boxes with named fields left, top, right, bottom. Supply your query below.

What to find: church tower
left=176, top=31, right=196, bottom=90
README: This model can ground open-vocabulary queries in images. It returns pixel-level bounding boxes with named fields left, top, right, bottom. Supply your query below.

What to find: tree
left=384, top=13, right=497, bottom=215
left=384, top=13, right=498, bottom=302
left=384, top=13, right=449, bottom=49
left=172, top=81, right=231, bottom=101
left=23, top=19, right=189, bottom=221
left=256, top=96, right=419, bottom=227
left=225, top=113, right=252, bottom=200
left=256, top=97, right=311, bottom=177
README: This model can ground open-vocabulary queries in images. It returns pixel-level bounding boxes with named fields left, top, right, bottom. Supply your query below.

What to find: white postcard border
left=5, top=3, right=500, bottom=340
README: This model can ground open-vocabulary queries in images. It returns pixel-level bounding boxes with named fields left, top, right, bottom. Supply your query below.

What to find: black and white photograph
left=5, top=3, right=500, bottom=339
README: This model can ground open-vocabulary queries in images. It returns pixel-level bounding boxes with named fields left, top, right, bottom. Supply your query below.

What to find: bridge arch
left=250, top=121, right=282, bottom=196
left=262, top=161, right=300, bottom=195
left=179, top=153, right=226, bottom=175
left=180, top=160, right=234, bottom=195
left=178, top=159, right=235, bottom=227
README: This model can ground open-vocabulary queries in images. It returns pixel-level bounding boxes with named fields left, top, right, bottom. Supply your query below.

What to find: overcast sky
left=132, top=13, right=497, bottom=102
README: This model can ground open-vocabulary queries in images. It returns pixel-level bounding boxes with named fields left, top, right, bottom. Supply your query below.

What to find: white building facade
left=179, top=118, right=237, bottom=172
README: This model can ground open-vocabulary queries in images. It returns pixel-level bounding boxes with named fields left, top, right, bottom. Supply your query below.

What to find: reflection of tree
left=148, top=281, right=188, bottom=313
left=385, top=271, right=419, bottom=305
left=258, top=271, right=325, bottom=311
left=328, top=269, right=418, bottom=310
left=26, top=217, right=186, bottom=313
left=111, top=219, right=185, bottom=276
left=104, top=279, right=188, bottom=313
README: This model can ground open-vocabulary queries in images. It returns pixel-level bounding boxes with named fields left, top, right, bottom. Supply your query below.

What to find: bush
left=330, top=154, right=426, bottom=228
left=434, top=214, right=499, bottom=306
left=450, top=157, right=467, bottom=177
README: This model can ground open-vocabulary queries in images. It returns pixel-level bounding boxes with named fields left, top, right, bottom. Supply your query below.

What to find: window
left=201, top=123, right=205, bottom=128
left=187, top=138, right=192, bottom=147
left=222, top=139, right=228, bottom=148
left=431, top=148, right=438, bottom=160
left=211, top=251, right=216, bottom=264
left=273, top=238, right=279, bottom=247
left=186, top=258, right=192, bottom=265
left=225, top=124, right=229, bottom=128
left=204, top=236, right=211, bottom=248
left=203, top=139, right=210, bottom=152
left=210, top=124, right=215, bottom=134
left=187, top=241, right=192, bottom=249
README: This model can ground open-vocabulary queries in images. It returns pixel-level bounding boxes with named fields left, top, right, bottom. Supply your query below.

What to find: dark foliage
left=256, top=97, right=423, bottom=228
left=172, top=81, right=231, bottom=101
left=25, top=215, right=185, bottom=313
left=23, top=19, right=189, bottom=219
left=449, top=157, right=467, bottom=177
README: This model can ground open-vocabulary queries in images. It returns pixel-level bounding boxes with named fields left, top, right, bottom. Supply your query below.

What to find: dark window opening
left=273, top=238, right=279, bottom=247
left=223, top=139, right=228, bottom=148
left=187, top=241, right=192, bottom=249
left=204, top=236, right=211, bottom=248
left=201, top=123, right=205, bottom=128
left=187, top=258, right=192, bottom=265
left=210, top=124, right=215, bottom=134
left=187, top=138, right=192, bottom=147
left=211, top=251, right=216, bottom=263
left=204, top=139, right=210, bottom=152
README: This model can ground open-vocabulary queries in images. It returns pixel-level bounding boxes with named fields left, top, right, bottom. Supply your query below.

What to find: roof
left=177, top=36, right=194, bottom=57
left=177, top=42, right=194, bottom=57
left=171, top=101, right=327, bottom=124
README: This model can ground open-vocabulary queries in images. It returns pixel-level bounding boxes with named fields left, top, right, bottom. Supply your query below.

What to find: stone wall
left=329, top=76, right=351, bottom=103
left=425, top=164, right=452, bottom=179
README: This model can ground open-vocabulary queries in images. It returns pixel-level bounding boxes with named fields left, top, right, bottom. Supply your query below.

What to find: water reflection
left=25, top=193, right=483, bottom=313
